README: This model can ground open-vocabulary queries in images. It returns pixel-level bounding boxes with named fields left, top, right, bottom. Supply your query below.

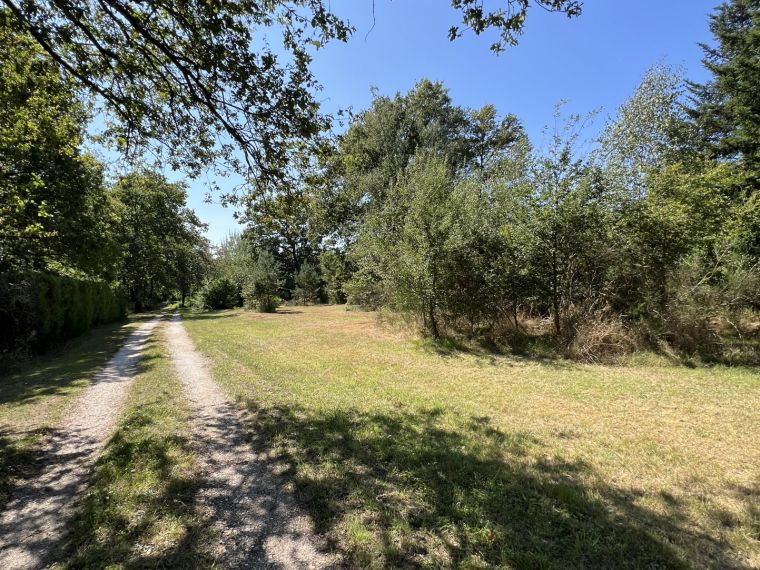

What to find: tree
left=245, top=250, right=281, bottom=312
left=466, top=104, right=524, bottom=171
left=319, top=248, right=348, bottom=304
left=174, top=238, right=211, bottom=307
left=599, top=65, right=692, bottom=202
left=2, top=1, right=581, bottom=187
left=528, top=106, right=608, bottom=336
left=688, top=0, right=760, bottom=188
left=113, top=170, right=206, bottom=311
left=0, top=14, right=116, bottom=276
left=0, top=2, right=350, bottom=185
left=294, top=262, right=321, bottom=304
left=241, top=147, right=322, bottom=292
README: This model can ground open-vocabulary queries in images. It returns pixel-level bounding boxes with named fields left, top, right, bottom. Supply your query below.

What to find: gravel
left=165, top=314, right=338, bottom=569
left=0, top=317, right=161, bottom=569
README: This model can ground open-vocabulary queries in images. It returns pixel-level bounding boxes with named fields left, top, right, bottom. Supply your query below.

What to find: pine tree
left=688, top=0, right=760, bottom=186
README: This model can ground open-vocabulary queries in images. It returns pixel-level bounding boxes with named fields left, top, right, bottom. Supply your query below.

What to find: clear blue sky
left=185, top=0, right=719, bottom=245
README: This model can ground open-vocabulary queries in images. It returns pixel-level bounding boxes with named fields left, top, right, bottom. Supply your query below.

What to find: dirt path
left=165, top=314, right=337, bottom=569
left=0, top=317, right=161, bottom=569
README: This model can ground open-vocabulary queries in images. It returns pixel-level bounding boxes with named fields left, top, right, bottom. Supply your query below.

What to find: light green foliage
left=0, top=15, right=116, bottom=276
left=214, top=232, right=256, bottom=294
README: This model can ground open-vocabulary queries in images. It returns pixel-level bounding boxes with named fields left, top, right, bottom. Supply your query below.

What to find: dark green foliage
left=113, top=170, right=208, bottom=311
left=449, top=0, right=582, bottom=53
left=0, top=271, right=126, bottom=356
left=244, top=250, right=281, bottom=313
left=199, top=277, right=240, bottom=311
left=1, top=2, right=350, bottom=185
left=294, top=262, right=322, bottom=304
left=0, top=15, right=117, bottom=277
left=319, top=249, right=348, bottom=304
left=688, top=0, right=760, bottom=185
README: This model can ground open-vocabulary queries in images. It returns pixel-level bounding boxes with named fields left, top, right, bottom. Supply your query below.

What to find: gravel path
left=165, top=314, right=337, bottom=569
left=0, top=317, right=161, bottom=569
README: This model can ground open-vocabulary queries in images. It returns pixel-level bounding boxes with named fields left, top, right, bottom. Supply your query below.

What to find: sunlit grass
left=183, top=305, right=760, bottom=569
left=60, top=324, right=215, bottom=569
left=0, top=316, right=145, bottom=508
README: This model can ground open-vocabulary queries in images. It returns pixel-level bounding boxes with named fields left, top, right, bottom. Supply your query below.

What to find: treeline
left=0, top=15, right=208, bottom=355
left=233, top=1, right=759, bottom=362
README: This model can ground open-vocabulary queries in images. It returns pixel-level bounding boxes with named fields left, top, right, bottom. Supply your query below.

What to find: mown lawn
left=183, top=305, right=760, bottom=569
left=61, top=323, right=215, bottom=569
left=0, top=316, right=149, bottom=509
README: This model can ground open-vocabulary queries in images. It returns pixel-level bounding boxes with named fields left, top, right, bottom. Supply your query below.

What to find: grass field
left=183, top=305, right=760, bottom=569
left=0, top=316, right=148, bottom=509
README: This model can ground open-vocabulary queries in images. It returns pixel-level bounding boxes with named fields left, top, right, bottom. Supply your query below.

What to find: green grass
left=60, top=324, right=215, bottom=569
left=183, top=306, right=760, bottom=569
left=0, top=316, right=149, bottom=508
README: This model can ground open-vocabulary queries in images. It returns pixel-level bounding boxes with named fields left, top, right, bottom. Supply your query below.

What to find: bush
left=242, top=250, right=281, bottom=313
left=199, top=277, right=240, bottom=310
left=0, top=271, right=127, bottom=356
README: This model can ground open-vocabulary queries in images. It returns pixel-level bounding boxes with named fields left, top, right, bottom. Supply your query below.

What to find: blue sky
left=185, top=0, right=719, bottom=244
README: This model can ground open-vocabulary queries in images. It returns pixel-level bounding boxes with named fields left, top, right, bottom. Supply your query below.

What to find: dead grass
left=183, top=305, right=760, bottom=569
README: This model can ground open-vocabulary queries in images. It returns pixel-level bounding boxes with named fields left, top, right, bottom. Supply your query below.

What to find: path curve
left=165, top=314, right=337, bottom=569
left=0, top=317, right=161, bottom=569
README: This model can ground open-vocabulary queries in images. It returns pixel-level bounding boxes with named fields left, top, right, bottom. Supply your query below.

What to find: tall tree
left=0, top=14, right=116, bottom=275
left=688, top=0, right=760, bottom=187
left=2, top=1, right=581, bottom=186
left=113, top=170, right=206, bottom=311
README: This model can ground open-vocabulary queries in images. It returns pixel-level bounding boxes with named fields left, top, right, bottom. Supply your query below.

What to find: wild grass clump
left=567, top=316, right=640, bottom=363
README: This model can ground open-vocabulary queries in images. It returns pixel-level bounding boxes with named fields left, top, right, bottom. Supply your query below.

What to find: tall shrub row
left=0, top=271, right=127, bottom=356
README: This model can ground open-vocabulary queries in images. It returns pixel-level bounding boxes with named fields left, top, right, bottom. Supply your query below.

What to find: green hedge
left=0, top=271, right=127, bottom=356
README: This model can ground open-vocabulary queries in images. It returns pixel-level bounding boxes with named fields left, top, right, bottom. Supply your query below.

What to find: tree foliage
left=0, top=14, right=116, bottom=276
left=113, top=170, right=207, bottom=310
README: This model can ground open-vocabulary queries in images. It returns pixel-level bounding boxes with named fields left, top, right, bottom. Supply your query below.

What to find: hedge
left=0, top=271, right=127, bottom=356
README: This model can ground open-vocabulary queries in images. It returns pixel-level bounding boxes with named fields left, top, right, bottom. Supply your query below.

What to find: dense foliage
left=0, top=271, right=126, bottom=355
left=233, top=0, right=757, bottom=362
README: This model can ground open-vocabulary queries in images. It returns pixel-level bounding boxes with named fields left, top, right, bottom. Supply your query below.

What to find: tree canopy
left=1, top=1, right=582, bottom=187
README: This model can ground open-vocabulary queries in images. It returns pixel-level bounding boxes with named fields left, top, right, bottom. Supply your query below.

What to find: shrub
left=199, top=277, right=240, bottom=310
left=242, top=250, right=281, bottom=313
left=567, top=316, right=639, bottom=364
left=0, top=271, right=127, bottom=356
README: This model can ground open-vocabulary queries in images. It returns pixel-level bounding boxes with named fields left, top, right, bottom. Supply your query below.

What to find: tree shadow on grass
left=239, top=400, right=750, bottom=569
left=62, top=385, right=215, bottom=568
left=0, top=318, right=150, bottom=407
left=0, top=330, right=161, bottom=515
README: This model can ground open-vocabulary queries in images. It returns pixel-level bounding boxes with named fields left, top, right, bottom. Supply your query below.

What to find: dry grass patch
left=183, top=305, right=760, bottom=569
